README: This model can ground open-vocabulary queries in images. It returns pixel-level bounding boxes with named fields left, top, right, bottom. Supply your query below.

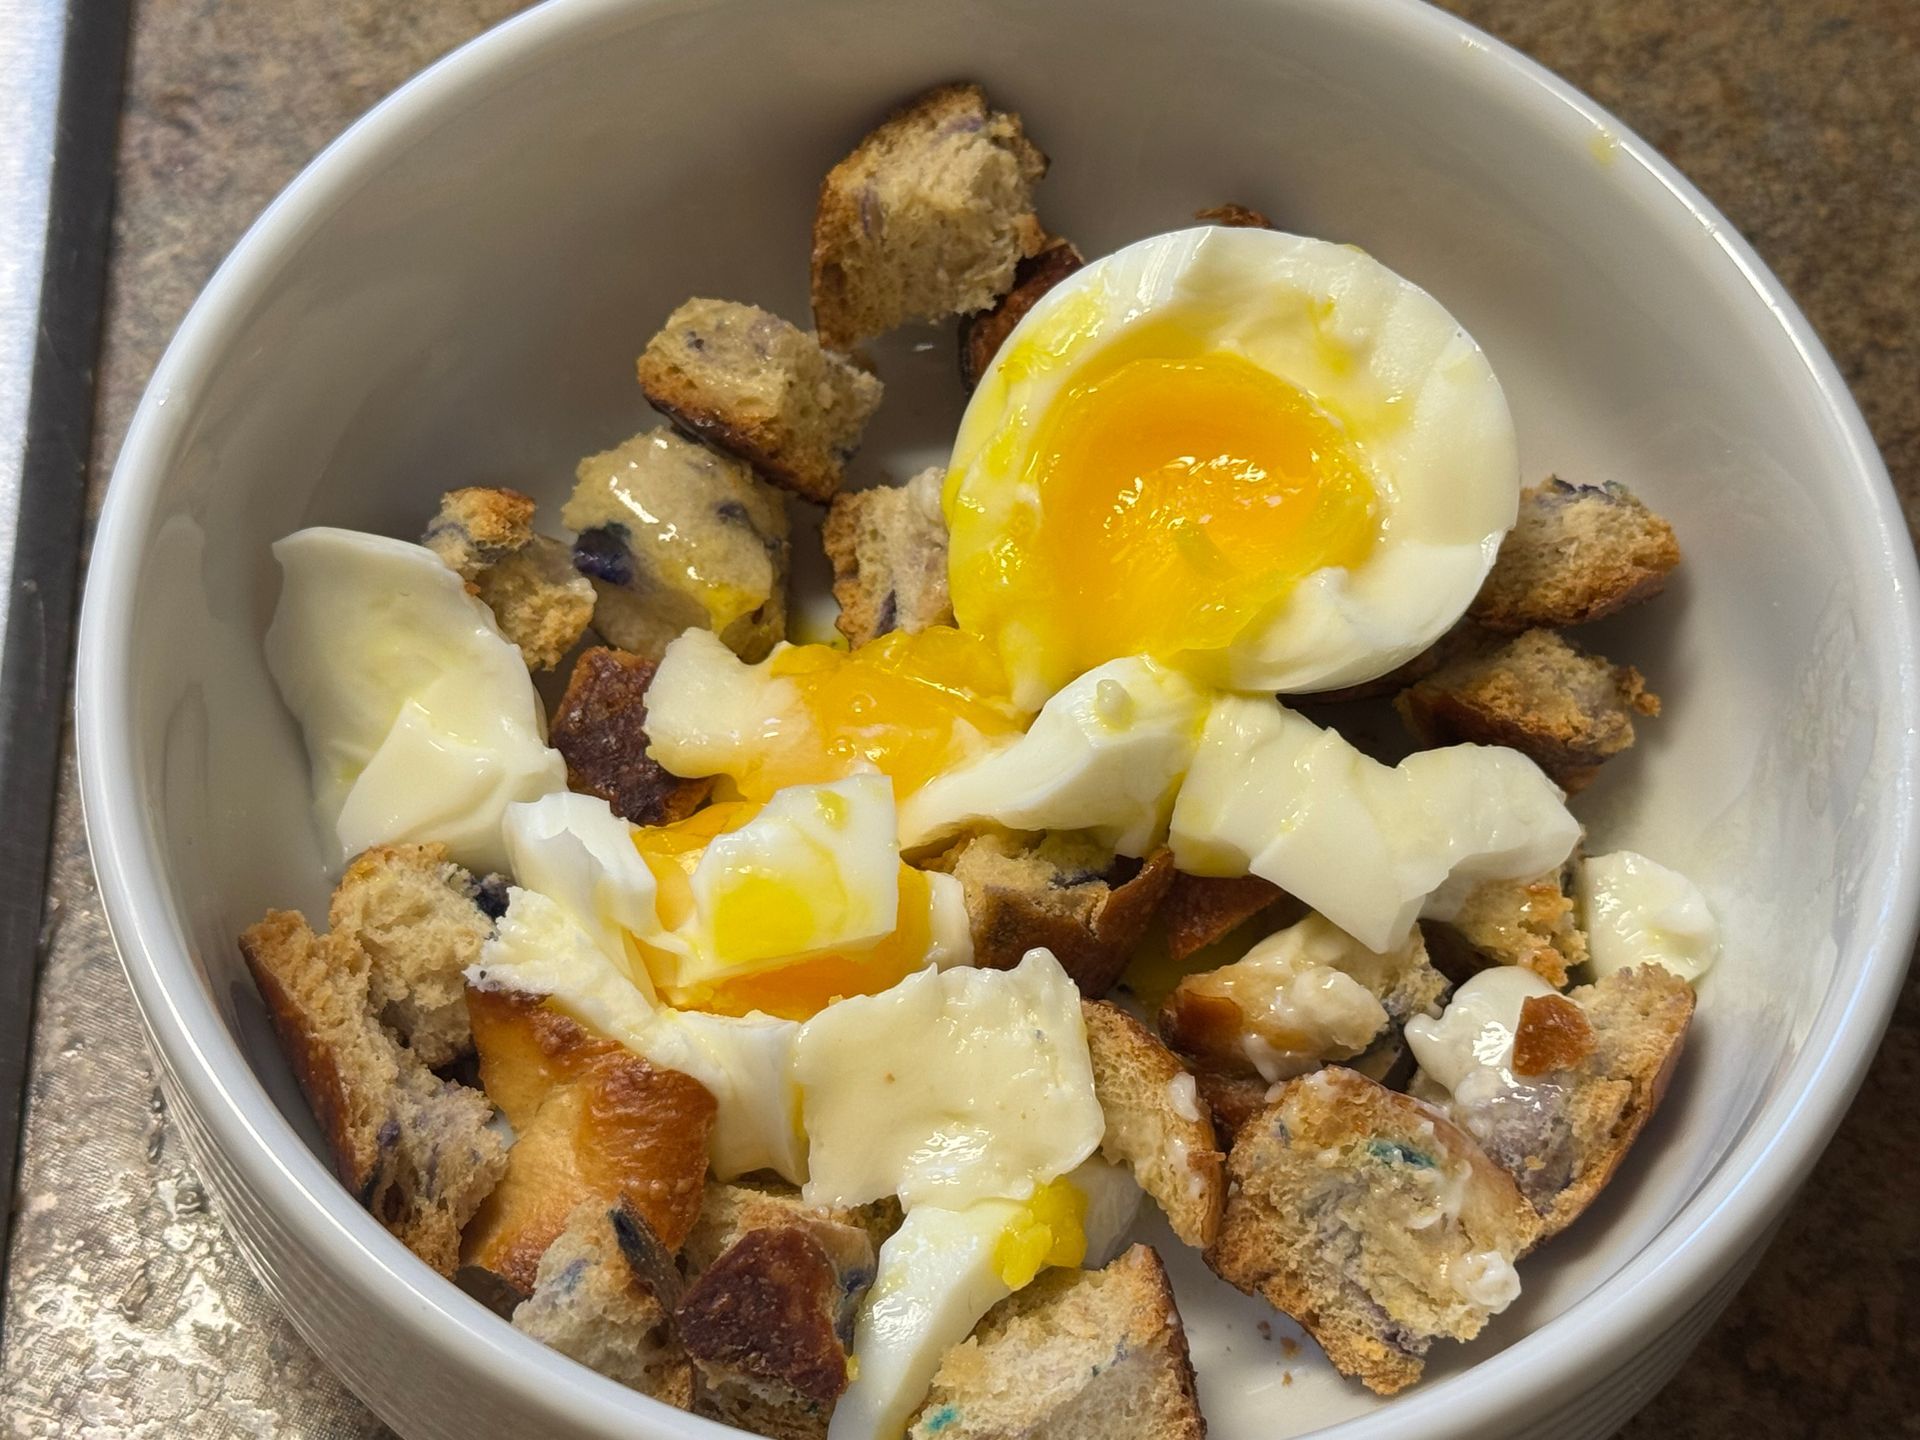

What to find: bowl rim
left=74, top=0, right=1920, bottom=1435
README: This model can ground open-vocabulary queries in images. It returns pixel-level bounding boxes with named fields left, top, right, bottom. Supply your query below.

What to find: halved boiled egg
left=946, top=226, right=1519, bottom=705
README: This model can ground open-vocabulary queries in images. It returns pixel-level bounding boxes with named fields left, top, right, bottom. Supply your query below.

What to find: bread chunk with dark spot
left=822, top=467, right=953, bottom=646
left=422, top=487, right=595, bottom=670
left=563, top=427, right=790, bottom=662
left=935, top=831, right=1174, bottom=997
left=811, top=82, right=1048, bottom=350
left=1206, top=1068, right=1538, bottom=1395
left=511, top=1200, right=695, bottom=1406
left=1397, top=628, right=1659, bottom=792
left=908, top=1244, right=1204, bottom=1440
left=1194, top=203, right=1275, bottom=228
left=1470, top=478, right=1681, bottom=631
left=1422, top=868, right=1588, bottom=989
left=548, top=646, right=714, bottom=827
left=239, top=910, right=506, bottom=1276
left=958, top=240, right=1084, bottom=389
left=1082, top=1000, right=1224, bottom=1248
left=637, top=298, right=884, bottom=504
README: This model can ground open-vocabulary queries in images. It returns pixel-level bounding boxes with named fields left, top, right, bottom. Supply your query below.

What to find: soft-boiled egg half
left=946, top=226, right=1519, bottom=706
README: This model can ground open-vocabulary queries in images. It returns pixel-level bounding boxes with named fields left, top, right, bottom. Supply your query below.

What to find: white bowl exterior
left=76, top=0, right=1918, bottom=1437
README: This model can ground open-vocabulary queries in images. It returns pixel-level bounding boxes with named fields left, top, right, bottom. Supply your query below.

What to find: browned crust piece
left=1160, top=874, right=1294, bottom=963
left=239, top=911, right=506, bottom=1276
left=1082, top=1001, right=1225, bottom=1249
left=1194, top=203, right=1276, bottom=228
left=1512, top=994, right=1596, bottom=1076
left=957, top=240, right=1085, bottom=390
left=1192, top=1071, right=1272, bottom=1142
left=1397, top=628, right=1659, bottom=793
left=1422, top=869, right=1588, bottom=989
left=549, top=646, right=714, bottom=827
left=684, top=1178, right=899, bottom=1277
left=1469, top=477, right=1681, bottom=631
left=941, top=833, right=1176, bottom=998
left=461, top=986, right=716, bottom=1295
left=423, top=486, right=538, bottom=581
left=1206, top=1069, right=1538, bottom=1395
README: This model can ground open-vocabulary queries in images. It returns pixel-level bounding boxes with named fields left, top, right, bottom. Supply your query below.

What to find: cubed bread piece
left=907, top=1244, right=1204, bottom=1440
left=239, top=911, right=506, bottom=1276
left=1160, top=872, right=1291, bottom=962
left=328, top=842, right=494, bottom=1068
left=423, top=487, right=595, bottom=670
left=548, top=646, right=714, bottom=827
left=684, top=1178, right=901, bottom=1277
left=822, top=466, right=954, bottom=646
left=1396, top=628, right=1659, bottom=793
left=1161, top=913, right=1448, bottom=1085
left=1470, top=478, right=1681, bottom=631
left=1206, top=1068, right=1539, bottom=1395
left=1193, top=1071, right=1272, bottom=1142
left=1441, top=965, right=1694, bottom=1243
left=637, top=298, right=885, bottom=504
left=1081, top=1001, right=1224, bottom=1249
left=957, top=240, right=1084, bottom=389
left=1423, top=868, right=1588, bottom=989
left=563, top=427, right=790, bottom=662
left=461, top=986, right=715, bottom=1295
left=1193, top=203, right=1275, bottom=228
left=938, top=831, right=1175, bottom=997
left=811, top=82, right=1048, bottom=350
left=677, top=1218, right=877, bottom=1440
left=511, top=1200, right=695, bottom=1407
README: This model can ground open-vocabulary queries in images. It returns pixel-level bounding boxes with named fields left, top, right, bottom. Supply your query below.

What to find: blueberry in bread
left=1206, top=1067, right=1539, bottom=1395
left=811, top=82, right=1049, bottom=351
left=547, top=646, right=714, bottom=828
left=238, top=910, right=506, bottom=1276
left=637, top=298, right=885, bottom=505
left=822, top=466, right=954, bottom=646
left=1397, top=628, right=1659, bottom=793
left=1469, top=477, right=1681, bottom=631
left=957, top=240, right=1084, bottom=390
left=562, top=427, right=791, bottom=662
left=906, top=1244, right=1205, bottom=1440
left=422, top=486, right=595, bottom=670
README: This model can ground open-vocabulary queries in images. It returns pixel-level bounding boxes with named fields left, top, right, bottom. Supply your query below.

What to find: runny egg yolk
left=991, top=1176, right=1089, bottom=1288
left=1025, top=346, right=1378, bottom=678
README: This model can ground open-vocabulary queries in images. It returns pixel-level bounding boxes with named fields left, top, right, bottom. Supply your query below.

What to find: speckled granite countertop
left=4, top=1, right=1916, bottom=1435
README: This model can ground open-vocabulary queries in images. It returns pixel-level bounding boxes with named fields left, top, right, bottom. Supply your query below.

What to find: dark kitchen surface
left=3, top=1, right=1915, bottom=1435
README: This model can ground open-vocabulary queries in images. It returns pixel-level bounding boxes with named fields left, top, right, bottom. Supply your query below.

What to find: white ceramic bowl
left=75, top=0, right=1918, bottom=1436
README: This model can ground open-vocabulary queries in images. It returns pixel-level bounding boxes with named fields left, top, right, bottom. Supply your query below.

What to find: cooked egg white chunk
left=265, top=528, right=565, bottom=874
left=794, top=949, right=1103, bottom=1212
left=472, top=885, right=808, bottom=1180
left=502, top=792, right=662, bottom=1002
left=1579, top=850, right=1719, bottom=983
left=1170, top=692, right=1579, bottom=952
left=1405, top=966, right=1559, bottom=1109
left=946, top=226, right=1519, bottom=707
left=827, top=1158, right=1140, bottom=1440
left=896, top=655, right=1208, bottom=857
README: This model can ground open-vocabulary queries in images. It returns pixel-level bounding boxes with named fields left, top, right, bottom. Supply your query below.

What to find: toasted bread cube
left=423, top=487, right=595, bottom=670
left=239, top=911, right=506, bottom=1276
left=684, top=1178, right=901, bottom=1277
left=811, top=82, right=1048, bottom=350
left=1423, top=868, right=1588, bottom=989
left=1160, top=913, right=1448, bottom=1085
left=908, top=1245, right=1204, bottom=1440
left=822, top=466, right=954, bottom=646
left=1397, top=628, right=1659, bottom=793
left=461, top=987, right=715, bottom=1295
left=1081, top=1001, right=1224, bottom=1249
left=563, top=427, right=790, bottom=662
left=512, top=1200, right=695, bottom=1406
left=957, top=240, right=1084, bottom=390
left=1444, top=964, right=1694, bottom=1243
left=1470, top=478, right=1681, bottom=631
left=937, top=831, right=1175, bottom=998
left=327, top=842, right=495, bottom=1067
left=1160, top=872, right=1291, bottom=962
left=1206, top=1068, right=1539, bottom=1395
left=1193, top=1071, right=1271, bottom=1142
left=1193, top=203, right=1275, bottom=228
left=547, top=646, right=714, bottom=828
left=677, top=1218, right=877, bottom=1439
left=637, top=298, right=884, bottom=504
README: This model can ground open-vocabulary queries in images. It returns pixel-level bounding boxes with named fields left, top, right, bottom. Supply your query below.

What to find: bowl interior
left=89, top=0, right=1914, bottom=1434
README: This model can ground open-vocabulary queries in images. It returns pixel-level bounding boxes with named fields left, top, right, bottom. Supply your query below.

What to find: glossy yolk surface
left=992, top=1176, right=1089, bottom=1288
left=726, top=628, right=1026, bottom=802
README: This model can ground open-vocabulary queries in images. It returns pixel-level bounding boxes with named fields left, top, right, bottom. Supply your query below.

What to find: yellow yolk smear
left=729, top=627, right=1026, bottom=801
left=628, top=804, right=937, bottom=1021
left=992, top=1176, right=1090, bottom=1288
